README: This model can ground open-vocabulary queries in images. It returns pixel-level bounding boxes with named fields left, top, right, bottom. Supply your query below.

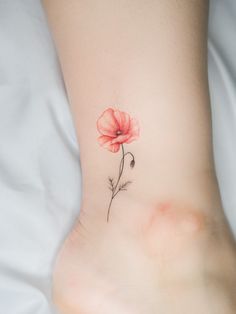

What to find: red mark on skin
left=141, top=200, right=208, bottom=259
left=145, top=200, right=206, bottom=236
left=146, top=202, right=169, bottom=231
left=180, top=211, right=206, bottom=233
left=146, top=201, right=172, bottom=230
left=158, top=202, right=172, bottom=213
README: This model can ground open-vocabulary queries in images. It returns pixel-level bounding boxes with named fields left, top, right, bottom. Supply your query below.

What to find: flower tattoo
left=97, top=107, right=140, bottom=221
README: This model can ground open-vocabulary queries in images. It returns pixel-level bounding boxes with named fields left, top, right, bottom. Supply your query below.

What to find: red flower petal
left=97, top=108, right=140, bottom=150
left=125, top=118, right=140, bottom=143
left=108, top=143, right=120, bottom=153
left=98, top=135, right=112, bottom=145
left=113, top=110, right=130, bottom=134
left=110, top=134, right=131, bottom=144
left=97, top=108, right=119, bottom=137
left=98, top=135, right=120, bottom=153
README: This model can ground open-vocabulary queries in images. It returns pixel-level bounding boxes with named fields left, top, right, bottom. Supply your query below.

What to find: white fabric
left=0, top=0, right=235, bottom=313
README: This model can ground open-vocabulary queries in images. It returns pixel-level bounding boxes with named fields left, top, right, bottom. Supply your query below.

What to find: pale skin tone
left=42, top=0, right=236, bottom=313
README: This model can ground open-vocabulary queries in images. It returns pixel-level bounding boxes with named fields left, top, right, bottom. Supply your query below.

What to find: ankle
left=121, top=199, right=236, bottom=279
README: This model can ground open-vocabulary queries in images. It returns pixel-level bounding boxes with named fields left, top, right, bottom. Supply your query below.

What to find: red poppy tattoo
left=97, top=108, right=140, bottom=221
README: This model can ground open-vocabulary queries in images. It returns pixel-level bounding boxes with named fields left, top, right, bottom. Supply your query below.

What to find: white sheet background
left=0, top=0, right=235, bottom=313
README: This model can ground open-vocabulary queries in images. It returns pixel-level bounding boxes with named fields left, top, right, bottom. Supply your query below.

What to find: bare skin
left=42, top=0, right=236, bottom=313
left=53, top=200, right=236, bottom=314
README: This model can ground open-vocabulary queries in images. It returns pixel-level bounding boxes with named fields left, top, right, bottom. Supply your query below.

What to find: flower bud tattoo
left=97, top=107, right=140, bottom=222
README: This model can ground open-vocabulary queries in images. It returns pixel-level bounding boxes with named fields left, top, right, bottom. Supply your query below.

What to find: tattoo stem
left=107, top=144, right=125, bottom=222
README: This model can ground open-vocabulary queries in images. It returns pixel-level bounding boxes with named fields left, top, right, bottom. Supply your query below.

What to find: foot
left=52, top=200, right=236, bottom=314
